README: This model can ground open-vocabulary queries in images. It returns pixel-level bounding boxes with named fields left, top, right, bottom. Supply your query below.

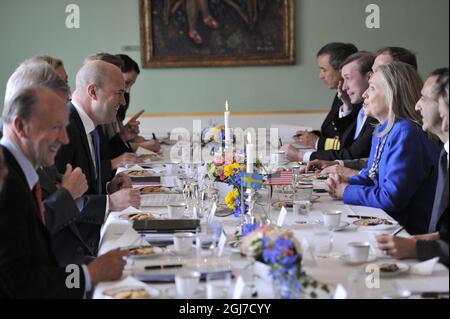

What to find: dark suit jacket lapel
left=68, top=103, right=98, bottom=193
left=1, top=148, right=50, bottom=238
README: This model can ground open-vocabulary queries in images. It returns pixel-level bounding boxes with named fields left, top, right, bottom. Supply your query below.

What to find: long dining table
left=92, top=147, right=449, bottom=299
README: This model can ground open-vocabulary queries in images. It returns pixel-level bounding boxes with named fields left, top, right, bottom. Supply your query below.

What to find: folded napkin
left=127, top=164, right=146, bottom=171
left=410, top=257, right=439, bottom=275
left=99, top=224, right=149, bottom=255
left=94, top=276, right=148, bottom=299
left=136, top=146, right=157, bottom=156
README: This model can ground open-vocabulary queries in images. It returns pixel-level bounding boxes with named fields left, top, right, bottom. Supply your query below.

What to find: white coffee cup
left=173, top=232, right=194, bottom=254
left=322, top=210, right=342, bottom=229
left=168, top=203, right=186, bottom=219
left=175, top=271, right=201, bottom=298
left=165, top=162, right=178, bottom=175
left=347, top=241, right=371, bottom=263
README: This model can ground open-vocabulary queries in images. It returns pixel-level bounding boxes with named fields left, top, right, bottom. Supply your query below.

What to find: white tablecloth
left=93, top=185, right=449, bottom=299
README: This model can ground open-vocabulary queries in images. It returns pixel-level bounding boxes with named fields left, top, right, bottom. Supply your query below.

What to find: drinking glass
left=313, top=228, right=333, bottom=258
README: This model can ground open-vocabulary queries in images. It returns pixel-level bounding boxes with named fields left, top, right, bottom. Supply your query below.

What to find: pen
left=279, top=138, right=283, bottom=147
left=347, top=215, right=376, bottom=219
left=144, top=264, right=183, bottom=270
left=391, top=226, right=404, bottom=236
left=152, top=133, right=157, bottom=140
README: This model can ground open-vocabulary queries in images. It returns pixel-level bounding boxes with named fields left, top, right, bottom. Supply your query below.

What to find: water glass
left=293, top=200, right=312, bottom=223
left=206, top=272, right=232, bottom=299
left=293, top=184, right=313, bottom=202
left=313, top=228, right=333, bottom=258
left=175, top=271, right=201, bottom=298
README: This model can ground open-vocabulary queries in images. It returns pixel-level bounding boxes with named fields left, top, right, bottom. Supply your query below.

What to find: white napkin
left=136, top=146, right=157, bottom=156
left=99, top=225, right=148, bottom=255
left=410, top=257, right=439, bottom=275
left=94, top=276, right=148, bottom=299
left=118, top=206, right=142, bottom=214
left=127, top=164, right=146, bottom=171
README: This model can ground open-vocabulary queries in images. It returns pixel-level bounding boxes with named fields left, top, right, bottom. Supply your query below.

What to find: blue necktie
left=90, top=127, right=102, bottom=194
left=354, top=107, right=365, bottom=140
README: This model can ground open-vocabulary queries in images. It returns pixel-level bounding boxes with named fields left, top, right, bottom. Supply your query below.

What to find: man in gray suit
left=376, top=68, right=449, bottom=267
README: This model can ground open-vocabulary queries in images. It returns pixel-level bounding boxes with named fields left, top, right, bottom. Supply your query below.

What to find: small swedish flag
left=240, top=172, right=264, bottom=189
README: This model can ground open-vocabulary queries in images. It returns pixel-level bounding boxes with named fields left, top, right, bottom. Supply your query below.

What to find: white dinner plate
left=376, top=262, right=410, bottom=277
left=127, top=246, right=163, bottom=259
left=103, top=285, right=161, bottom=299
left=353, top=218, right=398, bottom=231
left=118, top=212, right=159, bottom=221
left=166, top=244, right=197, bottom=256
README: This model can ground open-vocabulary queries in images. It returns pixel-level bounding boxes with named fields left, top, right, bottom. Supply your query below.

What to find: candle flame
left=225, top=100, right=229, bottom=112
left=247, top=132, right=251, bottom=144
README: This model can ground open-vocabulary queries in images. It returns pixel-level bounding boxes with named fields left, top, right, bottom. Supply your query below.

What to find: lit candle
left=246, top=132, right=255, bottom=174
left=224, top=100, right=231, bottom=142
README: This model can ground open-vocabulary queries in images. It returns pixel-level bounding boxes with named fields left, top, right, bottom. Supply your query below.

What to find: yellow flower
left=224, top=163, right=240, bottom=177
left=225, top=189, right=239, bottom=210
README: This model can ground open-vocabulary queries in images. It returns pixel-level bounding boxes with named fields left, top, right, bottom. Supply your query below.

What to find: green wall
left=0, top=0, right=448, bottom=114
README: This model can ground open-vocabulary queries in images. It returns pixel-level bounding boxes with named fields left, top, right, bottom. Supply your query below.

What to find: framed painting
left=140, top=0, right=295, bottom=68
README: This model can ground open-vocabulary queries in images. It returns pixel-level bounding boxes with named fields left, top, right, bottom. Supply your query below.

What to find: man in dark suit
left=3, top=58, right=136, bottom=265
left=294, top=42, right=358, bottom=151
left=0, top=86, right=127, bottom=298
left=55, top=60, right=140, bottom=207
left=376, top=68, right=449, bottom=267
left=285, top=52, right=377, bottom=162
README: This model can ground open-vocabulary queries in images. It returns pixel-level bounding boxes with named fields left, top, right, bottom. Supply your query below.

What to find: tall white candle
left=224, top=100, right=231, bottom=142
left=246, top=132, right=255, bottom=174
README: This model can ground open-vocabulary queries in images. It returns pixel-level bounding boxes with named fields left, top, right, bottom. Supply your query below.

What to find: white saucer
left=166, top=244, right=196, bottom=256
left=329, top=221, right=351, bottom=232
left=127, top=246, right=163, bottom=259
left=164, top=286, right=205, bottom=299
left=340, top=253, right=377, bottom=265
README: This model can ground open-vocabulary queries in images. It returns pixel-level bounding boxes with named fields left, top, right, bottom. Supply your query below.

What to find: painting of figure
left=140, top=0, right=295, bottom=67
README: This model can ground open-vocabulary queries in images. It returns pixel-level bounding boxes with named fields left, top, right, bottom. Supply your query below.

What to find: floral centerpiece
left=202, top=125, right=225, bottom=146
left=240, top=224, right=330, bottom=299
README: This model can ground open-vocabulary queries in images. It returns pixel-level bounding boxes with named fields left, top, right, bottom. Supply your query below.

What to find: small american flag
left=267, top=170, right=293, bottom=185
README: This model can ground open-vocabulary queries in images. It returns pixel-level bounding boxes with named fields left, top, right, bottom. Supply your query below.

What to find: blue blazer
left=343, top=119, right=441, bottom=234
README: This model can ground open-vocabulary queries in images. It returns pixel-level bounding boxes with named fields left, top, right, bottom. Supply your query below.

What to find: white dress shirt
left=71, top=101, right=110, bottom=218
left=72, top=101, right=98, bottom=178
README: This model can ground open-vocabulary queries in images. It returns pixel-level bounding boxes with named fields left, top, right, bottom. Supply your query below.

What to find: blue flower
left=242, top=223, right=259, bottom=237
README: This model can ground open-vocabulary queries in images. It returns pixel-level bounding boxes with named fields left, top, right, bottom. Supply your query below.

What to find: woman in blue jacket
left=326, top=62, right=441, bottom=234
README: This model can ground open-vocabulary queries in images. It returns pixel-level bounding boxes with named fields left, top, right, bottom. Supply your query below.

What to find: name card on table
left=232, top=276, right=246, bottom=299
left=333, top=284, right=348, bottom=299
left=277, top=207, right=287, bottom=227
left=207, top=202, right=217, bottom=224
left=217, top=231, right=227, bottom=257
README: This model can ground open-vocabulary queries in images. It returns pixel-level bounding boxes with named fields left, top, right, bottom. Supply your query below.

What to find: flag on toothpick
left=267, top=170, right=293, bottom=185
left=241, top=172, right=264, bottom=189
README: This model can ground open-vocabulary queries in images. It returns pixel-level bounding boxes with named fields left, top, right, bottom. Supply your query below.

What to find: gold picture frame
left=140, top=0, right=295, bottom=68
